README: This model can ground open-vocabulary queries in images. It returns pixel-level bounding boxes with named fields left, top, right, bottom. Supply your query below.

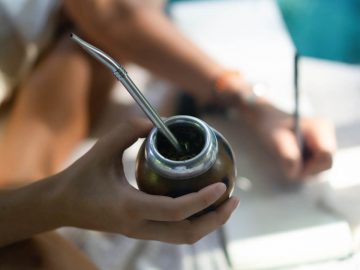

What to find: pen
left=294, top=52, right=303, bottom=151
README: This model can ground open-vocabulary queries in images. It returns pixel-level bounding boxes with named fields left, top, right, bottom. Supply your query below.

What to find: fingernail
left=214, top=183, right=227, bottom=196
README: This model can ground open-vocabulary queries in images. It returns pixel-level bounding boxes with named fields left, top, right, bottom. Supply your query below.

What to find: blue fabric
left=277, top=0, right=360, bottom=63
left=169, top=0, right=360, bottom=63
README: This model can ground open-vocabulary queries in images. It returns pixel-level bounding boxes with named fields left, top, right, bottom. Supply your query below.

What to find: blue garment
left=169, top=0, right=360, bottom=63
left=277, top=0, right=360, bottom=63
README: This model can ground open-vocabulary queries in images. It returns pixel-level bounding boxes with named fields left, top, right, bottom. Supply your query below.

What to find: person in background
left=63, top=0, right=336, bottom=179
left=0, top=0, right=336, bottom=269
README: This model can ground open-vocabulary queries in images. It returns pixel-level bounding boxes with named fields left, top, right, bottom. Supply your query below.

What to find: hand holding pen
left=291, top=52, right=336, bottom=178
left=221, top=52, right=336, bottom=179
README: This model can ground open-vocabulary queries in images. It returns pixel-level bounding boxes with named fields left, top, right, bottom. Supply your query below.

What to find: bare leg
left=0, top=34, right=114, bottom=187
left=0, top=34, right=116, bottom=267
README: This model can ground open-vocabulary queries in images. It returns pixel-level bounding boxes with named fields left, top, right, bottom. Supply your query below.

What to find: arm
left=63, top=0, right=225, bottom=104
left=62, top=0, right=335, bottom=179
left=0, top=176, right=63, bottom=247
left=0, top=119, right=239, bottom=247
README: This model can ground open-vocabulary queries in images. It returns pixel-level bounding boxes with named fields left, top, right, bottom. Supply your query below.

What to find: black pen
left=294, top=53, right=313, bottom=162
left=294, top=52, right=303, bottom=151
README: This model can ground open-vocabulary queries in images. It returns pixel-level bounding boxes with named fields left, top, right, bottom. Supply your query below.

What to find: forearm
left=107, top=8, right=224, bottom=103
left=64, top=0, right=224, bottom=104
left=0, top=175, right=65, bottom=247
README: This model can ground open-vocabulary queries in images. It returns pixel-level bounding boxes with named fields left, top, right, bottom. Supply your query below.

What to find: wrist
left=0, top=175, right=68, bottom=246
left=212, top=70, right=267, bottom=109
left=40, top=173, right=72, bottom=229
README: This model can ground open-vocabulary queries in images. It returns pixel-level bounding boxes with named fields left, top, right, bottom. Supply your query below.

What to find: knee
left=0, top=238, right=47, bottom=269
left=0, top=232, right=97, bottom=270
left=15, top=36, right=93, bottom=128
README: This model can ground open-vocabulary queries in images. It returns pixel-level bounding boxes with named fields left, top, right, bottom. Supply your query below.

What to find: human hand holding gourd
left=0, top=119, right=240, bottom=247
left=61, top=119, right=239, bottom=243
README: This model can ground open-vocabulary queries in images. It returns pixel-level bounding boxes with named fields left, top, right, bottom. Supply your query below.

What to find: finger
left=301, top=119, right=336, bottom=177
left=301, top=153, right=333, bottom=177
left=127, top=182, right=227, bottom=222
left=271, top=129, right=302, bottom=179
left=97, top=118, right=153, bottom=155
left=303, top=118, right=337, bottom=155
left=138, top=196, right=239, bottom=244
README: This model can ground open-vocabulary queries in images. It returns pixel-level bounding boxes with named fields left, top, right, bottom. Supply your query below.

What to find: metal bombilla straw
left=70, top=33, right=183, bottom=153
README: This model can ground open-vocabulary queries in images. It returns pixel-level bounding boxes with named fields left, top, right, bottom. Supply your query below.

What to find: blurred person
left=0, top=0, right=336, bottom=269
left=63, top=0, right=336, bottom=179
left=0, top=0, right=335, bottom=187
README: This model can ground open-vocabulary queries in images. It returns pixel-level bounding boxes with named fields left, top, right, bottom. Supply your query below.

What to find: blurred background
left=278, top=0, right=360, bottom=63
left=170, top=0, right=360, bottom=63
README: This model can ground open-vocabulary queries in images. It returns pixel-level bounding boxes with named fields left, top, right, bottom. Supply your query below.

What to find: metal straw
left=70, top=33, right=183, bottom=153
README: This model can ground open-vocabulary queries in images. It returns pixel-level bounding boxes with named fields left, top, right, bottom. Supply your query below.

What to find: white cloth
left=59, top=228, right=230, bottom=270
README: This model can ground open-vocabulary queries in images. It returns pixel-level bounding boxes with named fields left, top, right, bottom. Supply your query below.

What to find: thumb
left=97, top=118, right=153, bottom=156
left=271, top=129, right=302, bottom=179
left=300, top=119, right=336, bottom=176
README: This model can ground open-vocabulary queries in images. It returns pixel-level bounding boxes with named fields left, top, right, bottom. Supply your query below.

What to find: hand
left=57, top=119, right=239, bottom=244
left=215, top=73, right=336, bottom=180
left=243, top=103, right=336, bottom=180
